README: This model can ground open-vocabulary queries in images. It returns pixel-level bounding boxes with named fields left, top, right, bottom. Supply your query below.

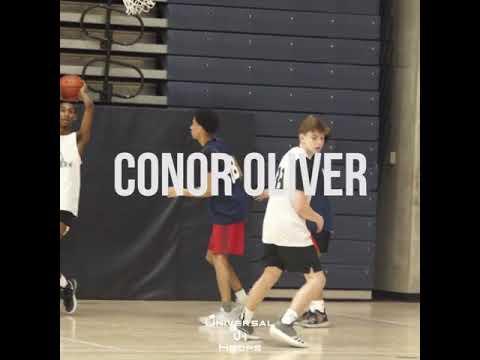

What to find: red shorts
left=208, top=222, right=245, bottom=256
left=310, top=230, right=331, bottom=255
left=311, top=236, right=320, bottom=255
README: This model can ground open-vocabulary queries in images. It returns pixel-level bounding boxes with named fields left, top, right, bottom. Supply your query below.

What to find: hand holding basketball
left=60, top=75, right=85, bottom=101
left=78, top=82, right=88, bottom=99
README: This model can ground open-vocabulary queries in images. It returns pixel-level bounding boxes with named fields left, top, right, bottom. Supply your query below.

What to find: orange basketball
left=60, top=75, right=84, bottom=101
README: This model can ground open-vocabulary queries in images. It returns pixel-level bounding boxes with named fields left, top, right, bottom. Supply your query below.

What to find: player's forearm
left=78, top=96, right=95, bottom=142
left=181, top=188, right=212, bottom=198
left=296, top=204, right=323, bottom=224
left=80, top=91, right=94, bottom=109
left=293, top=191, right=322, bottom=223
left=183, top=173, right=213, bottom=198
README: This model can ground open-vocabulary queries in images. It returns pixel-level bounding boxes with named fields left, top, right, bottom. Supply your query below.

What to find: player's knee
left=205, top=252, right=214, bottom=266
left=310, top=271, right=326, bottom=288
left=211, top=253, right=228, bottom=266
left=262, top=266, right=282, bottom=285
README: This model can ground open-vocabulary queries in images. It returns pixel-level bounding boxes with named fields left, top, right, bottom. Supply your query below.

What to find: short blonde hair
left=298, top=115, right=331, bottom=139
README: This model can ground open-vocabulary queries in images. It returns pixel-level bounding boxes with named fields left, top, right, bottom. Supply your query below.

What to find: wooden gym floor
left=60, top=300, right=419, bottom=360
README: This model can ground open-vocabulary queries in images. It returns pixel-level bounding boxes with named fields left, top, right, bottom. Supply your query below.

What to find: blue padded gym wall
left=166, top=0, right=382, bottom=291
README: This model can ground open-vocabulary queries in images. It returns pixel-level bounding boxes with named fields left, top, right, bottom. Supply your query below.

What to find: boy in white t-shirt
left=60, top=83, right=94, bottom=314
left=230, top=115, right=330, bottom=347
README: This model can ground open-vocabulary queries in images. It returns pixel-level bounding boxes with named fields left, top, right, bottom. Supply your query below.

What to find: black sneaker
left=60, top=279, right=78, bottom=314
left=269, top=320, right=308, bottom=348
left=299, top=310, right=330, bottom=328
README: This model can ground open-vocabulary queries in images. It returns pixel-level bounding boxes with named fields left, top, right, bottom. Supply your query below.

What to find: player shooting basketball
left=60, top=78, right=94, bottom=314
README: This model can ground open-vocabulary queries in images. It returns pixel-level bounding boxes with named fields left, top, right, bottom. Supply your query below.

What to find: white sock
left=60, top=274, right=68, bottom=288
left=235, top=289, right=247, bottom=304
left=281, top=308, right=298, bottom=325
left=241, top=307, right=255, bottom=325
left=310, top=300, right=326, bottom=313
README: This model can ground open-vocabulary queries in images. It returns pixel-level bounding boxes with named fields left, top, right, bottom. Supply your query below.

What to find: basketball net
left=123, top=0, right=156, bottom=16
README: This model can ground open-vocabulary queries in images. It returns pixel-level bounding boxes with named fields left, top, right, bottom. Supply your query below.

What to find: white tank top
left=60, top=132, right=82, bottom=216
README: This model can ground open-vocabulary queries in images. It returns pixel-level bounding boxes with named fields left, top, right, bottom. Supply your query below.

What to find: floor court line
left=60, top=348, right=419, bottom=357
left=334, top=313, right=418, bottom=328
left=60, top=336, right=126, bottom=352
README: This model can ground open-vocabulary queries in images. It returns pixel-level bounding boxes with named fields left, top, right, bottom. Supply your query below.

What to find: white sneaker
left=198, top=308, right=235, bottom=327
left=231, top=303, right=244, bottom=317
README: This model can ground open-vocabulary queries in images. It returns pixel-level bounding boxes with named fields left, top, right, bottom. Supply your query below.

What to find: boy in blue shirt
left=168, top=110, right=249, bottom=326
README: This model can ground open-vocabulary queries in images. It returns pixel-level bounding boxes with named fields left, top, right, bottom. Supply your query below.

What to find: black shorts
left=60, top=210, right=76, bottom=227
left=262, top=243, right=322, bottom=274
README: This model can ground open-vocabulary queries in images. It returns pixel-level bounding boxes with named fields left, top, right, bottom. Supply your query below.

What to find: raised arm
left=76, top=82, right=94, bottom=156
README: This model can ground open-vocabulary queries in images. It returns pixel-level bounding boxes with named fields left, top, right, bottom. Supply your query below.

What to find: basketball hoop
left=123, top=0, right=156, bottom=16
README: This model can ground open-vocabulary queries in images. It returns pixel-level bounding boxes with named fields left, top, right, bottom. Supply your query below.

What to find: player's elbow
left=293, top=201, right=307, bottom=216
left=79, top=132, right=92, bottom=145
left=203, top=183, right=213, bottom=197
left=84, top=99, right=95, bottom=109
